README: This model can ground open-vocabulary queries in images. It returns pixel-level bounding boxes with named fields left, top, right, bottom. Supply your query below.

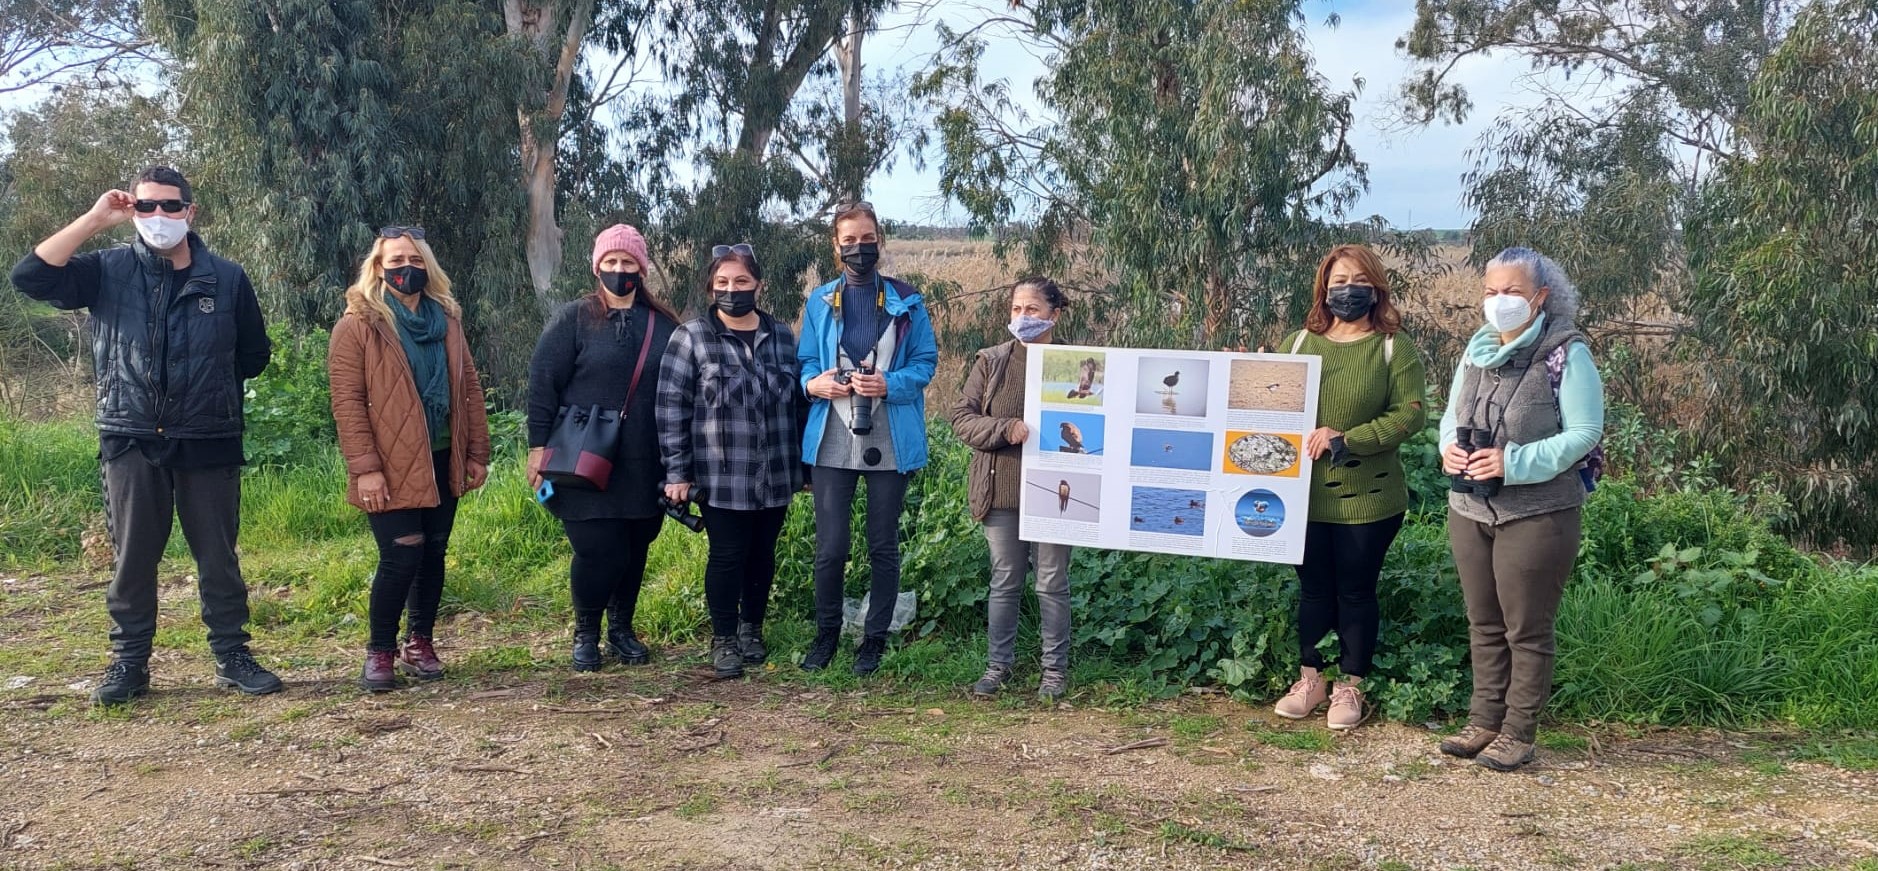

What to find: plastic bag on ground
left=842, top=591, right=918, bottom=637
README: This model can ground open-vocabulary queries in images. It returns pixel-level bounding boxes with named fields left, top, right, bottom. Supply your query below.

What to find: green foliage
left=242, top=325, right=335, bottom=468
left=0, top=416, right=101, bottom=567
left=916, top=1, right=1422, bottom=351
left=1685, top=0, right=1878, bottom=549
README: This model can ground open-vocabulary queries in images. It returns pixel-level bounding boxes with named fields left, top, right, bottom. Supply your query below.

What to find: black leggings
left=698, top=504, right=788, bottom=637
left=366, top=450, right=459, bottom=651
left=562, top=515, right=664, bottom=623
left=1294, top=513, right=1405, bottom=678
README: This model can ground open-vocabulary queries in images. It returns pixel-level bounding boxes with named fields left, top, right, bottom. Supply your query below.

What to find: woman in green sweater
left=1271, top=244, right=1427, bottom=729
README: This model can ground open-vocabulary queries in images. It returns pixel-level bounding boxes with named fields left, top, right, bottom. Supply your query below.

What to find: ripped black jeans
left=365, top=450, right=460, bottom=651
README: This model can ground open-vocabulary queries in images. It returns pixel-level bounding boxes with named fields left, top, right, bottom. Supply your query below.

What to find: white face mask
left=1483, top=294, right=1533, bottom=332
left=134, top=215, right=190, bottom=251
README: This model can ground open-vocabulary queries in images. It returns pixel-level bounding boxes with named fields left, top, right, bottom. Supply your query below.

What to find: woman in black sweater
left=526, top=224, right=680, bottom=671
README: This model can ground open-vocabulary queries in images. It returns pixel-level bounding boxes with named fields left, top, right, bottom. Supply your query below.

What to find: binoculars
left=835, top=365, right=876, bottom=435
left=659, top=495, right=706, bottom=533
left=1449, top=426, right=1502, bottom=497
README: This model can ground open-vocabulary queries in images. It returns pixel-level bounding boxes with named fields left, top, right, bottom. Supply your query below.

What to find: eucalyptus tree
left=1685, top=0, right=1878, bottom=548
left=915, top=0, right=1370, bottom=352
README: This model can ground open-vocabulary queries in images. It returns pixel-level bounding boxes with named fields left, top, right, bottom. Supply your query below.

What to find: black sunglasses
left=833, top=200, right=874, bottom=216
left=379, top=225, right=426, bottom=240
left=710, top=243, right=755, bottom=258
left=134, top=199, right=190, bottom=215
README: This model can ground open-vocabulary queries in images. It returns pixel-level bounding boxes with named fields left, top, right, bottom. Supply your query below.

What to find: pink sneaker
left=1327, top=682, right=1367, bottom=731
left=1273, top=669, right=1327, bottom=719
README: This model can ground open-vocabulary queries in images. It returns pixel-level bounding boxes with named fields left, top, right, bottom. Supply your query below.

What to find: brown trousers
left=1449, top=507, right=1582, bottom=743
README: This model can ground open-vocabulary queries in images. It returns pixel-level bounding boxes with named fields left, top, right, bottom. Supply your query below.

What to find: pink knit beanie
left=591, top=224, right=650, bottom=275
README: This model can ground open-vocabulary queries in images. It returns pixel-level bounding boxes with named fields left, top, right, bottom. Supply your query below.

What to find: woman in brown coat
left=328, top=227, right=491, bottom=692
left=949, top=276, right=1074, bottom=702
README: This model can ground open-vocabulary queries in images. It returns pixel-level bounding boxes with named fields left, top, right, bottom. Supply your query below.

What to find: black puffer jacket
left=11, top=233, right=270, bottom=439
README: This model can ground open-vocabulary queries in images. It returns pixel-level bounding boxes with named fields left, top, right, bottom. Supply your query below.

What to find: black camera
left=659, top=495, right=706, bottom=533
left=1448, top=426, right=1502, bottom=497
left=837, top=365, right=876, bottom=435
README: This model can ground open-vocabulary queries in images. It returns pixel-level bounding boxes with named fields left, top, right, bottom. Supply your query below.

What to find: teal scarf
left=387, top=291, right=451, bottom=447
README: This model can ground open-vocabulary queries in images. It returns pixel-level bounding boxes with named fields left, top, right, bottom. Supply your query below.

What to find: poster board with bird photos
left=1018, top=344, right=1322, bottom=564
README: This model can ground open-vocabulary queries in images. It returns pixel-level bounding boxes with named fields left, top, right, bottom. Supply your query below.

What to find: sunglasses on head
left=833, top=200, right=874, bottom=216
left=710, top=243, right=755, bottom=258
left=134, top=199, right=190, bottom=215
left=379, top=225, right=426, bottom=240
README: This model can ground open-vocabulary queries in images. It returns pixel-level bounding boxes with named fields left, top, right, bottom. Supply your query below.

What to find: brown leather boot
left=359, top=650, right=398, bottom=692
left=1439, top=724, right=1500, bottom=758
left=398, top=636, right=444, bottom=681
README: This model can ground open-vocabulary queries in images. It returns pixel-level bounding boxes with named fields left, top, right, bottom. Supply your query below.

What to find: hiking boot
left=398, top=636, right=445, bottom=681
left=606, top=623, right=651, bottom=666
left=1273, top=668, right=1327, bottom=719
left=970, top=663, right=1012, bottom=698
left=214, top=649, right=284, bottom=696
left=571, top=632, right=602, bottom=674
left=1037, top=667, right=1070, bottom=703
left=737, top=621, right=768, bottom=665
left=710, top=635, right=744, bottom=679
left=359, top=650, right=398, bottom=692
left=91, top=660, right=149, bottom=706
left=799, top=628, right=840, bottom=672
left=852, top=636, right=887, bottom=676
left=1439, top=724, right=1500, bottom=759
left=1476, top=734, right=1537, bottom=772
left=1326, top=681, right=1366, bottom=731
left=571, top=610, right=604, bottom=673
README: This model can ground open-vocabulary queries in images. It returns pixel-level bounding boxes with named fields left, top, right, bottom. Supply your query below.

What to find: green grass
left=1672, top=834, right=1788, bottom=870
left=1246, top=724, right=1335, bottom=751
left=5, top=412, right=1878, bottom=734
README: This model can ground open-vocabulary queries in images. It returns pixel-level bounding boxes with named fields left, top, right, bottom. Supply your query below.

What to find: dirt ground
left=4, top=573, right=1877, bottom=871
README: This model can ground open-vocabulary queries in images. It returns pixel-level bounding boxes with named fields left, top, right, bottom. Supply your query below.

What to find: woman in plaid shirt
left=656, top=245, right=806, bottom=678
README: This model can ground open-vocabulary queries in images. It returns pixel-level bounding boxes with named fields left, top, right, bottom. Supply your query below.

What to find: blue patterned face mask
left=1007, top=315, right=1055, bottom=343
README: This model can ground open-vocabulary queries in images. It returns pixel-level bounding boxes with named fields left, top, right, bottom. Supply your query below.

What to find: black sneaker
left=91, top=660, right=149, bottom=706
left=737, top=621, right=768, bottom=665
left=970, top=663, right=1012, bottom=698
left=710, top=635, right=744, bottom=679
left=799, top=628, right=840, bottom=672
left=852, top=637, right=887, bottom=676
left=214, top=650, right=284, bottom=696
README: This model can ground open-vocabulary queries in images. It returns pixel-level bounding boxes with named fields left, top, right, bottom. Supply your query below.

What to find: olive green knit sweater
left=1283, top=329, right=1428, bottom=524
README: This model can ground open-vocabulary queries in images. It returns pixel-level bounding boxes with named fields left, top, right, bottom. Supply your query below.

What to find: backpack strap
left=1384, top=334, right=1394, bottom=366
left=1288, top=331, right=1307, bottom=354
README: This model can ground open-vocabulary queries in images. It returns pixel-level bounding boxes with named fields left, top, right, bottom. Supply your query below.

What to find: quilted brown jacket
left=329, top=310, right=491, bottom=512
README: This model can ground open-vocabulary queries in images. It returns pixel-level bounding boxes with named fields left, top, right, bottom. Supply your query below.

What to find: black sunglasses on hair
left=833, top=200, right=874, bottom=216
left=379, top=225, right=426, bottom=240
left=134, top=199, right=190, bottom=215
left=710, top=243, right=755, bottom=258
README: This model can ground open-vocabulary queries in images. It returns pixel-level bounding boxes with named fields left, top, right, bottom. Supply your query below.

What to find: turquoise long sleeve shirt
left=1438, top=315, right=1605, bottom=486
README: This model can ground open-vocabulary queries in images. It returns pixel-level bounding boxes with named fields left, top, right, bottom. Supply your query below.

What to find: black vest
left=89, top=235, right=249, bottom=439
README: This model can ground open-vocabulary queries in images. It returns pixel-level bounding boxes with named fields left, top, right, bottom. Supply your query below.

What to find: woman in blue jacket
left=797, top=202, right=939, bottom=676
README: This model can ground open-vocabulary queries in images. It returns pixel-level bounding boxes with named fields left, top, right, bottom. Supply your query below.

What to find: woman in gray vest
left=1436, top=247, right=1604, bottom=771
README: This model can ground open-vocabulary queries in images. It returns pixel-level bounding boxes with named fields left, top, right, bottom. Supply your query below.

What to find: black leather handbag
left=539, top=316, right=655, bottom=490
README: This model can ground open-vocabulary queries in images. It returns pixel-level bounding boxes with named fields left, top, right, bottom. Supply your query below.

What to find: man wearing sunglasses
left=10, top=165, right=280, bottom=705
left=797, top=201, right=939, bottom=675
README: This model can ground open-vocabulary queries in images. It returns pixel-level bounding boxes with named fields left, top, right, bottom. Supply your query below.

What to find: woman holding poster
left=950, top=277, right=1075, bottom=702
left=1271, top=245, right=1427, bottom=730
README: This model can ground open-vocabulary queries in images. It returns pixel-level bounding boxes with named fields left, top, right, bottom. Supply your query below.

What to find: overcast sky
left=862, top=0, right=1552, bottom=229
left=2, top=1, right=1547, bottom=231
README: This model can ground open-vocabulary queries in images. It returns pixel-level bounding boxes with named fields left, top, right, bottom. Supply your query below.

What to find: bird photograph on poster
left=1135, top=356, right=1209, bottom=417
left=1039, top=410, right=1105, bottom=455
left=1023, top=469, right=1102, bottom=523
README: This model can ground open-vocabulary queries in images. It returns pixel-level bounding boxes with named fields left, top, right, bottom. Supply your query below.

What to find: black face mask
left=1325, top=284, right=1377, bottom=322
left=384, top=265, right=429, bottom=296
left=839, top=242, right=880, bottom=275
left=714, top=290, right=757, bottom=318
left=600, top=270, right=643, bottom=298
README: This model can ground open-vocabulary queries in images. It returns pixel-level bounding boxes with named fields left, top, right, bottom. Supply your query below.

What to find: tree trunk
left=505, top=0, right=596, bottom=307
left=834, top=1, right=865, bottom=202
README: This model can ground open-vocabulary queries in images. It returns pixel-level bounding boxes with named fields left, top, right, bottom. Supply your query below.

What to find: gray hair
left=1485, top=247, right=1579, bottom=327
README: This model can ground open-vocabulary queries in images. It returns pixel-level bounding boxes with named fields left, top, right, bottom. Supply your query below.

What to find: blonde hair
left=343, top=234, right=463, bottom=323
